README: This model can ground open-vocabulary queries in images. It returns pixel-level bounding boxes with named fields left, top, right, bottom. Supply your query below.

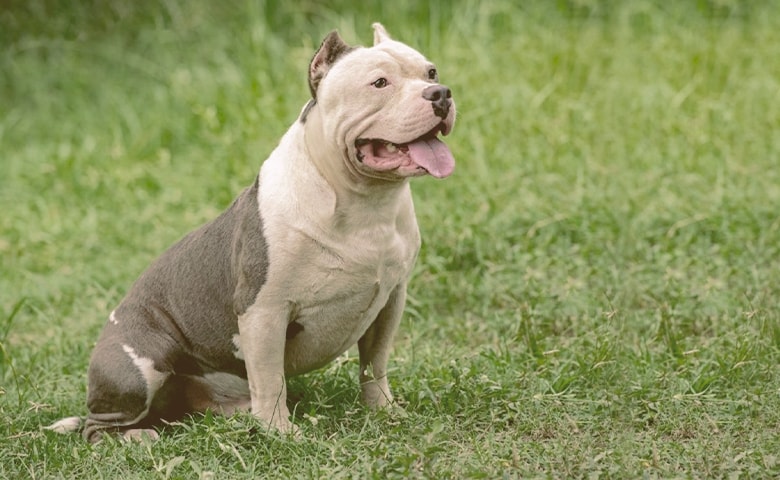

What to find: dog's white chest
left=248, top=151, right=420, bottom=375
left=280, top=221, right=417, bottom=374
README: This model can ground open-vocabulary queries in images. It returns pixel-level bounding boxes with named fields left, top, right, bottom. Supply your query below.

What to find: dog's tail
left=44, top=416, right=84, bottom=434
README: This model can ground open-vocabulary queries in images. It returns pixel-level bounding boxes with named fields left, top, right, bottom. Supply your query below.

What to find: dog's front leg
left=237, top=302, right=297, bottom=434
left=358, top=284, right=405, bottom=409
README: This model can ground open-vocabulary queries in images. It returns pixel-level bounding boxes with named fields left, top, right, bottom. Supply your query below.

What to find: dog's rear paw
left=122, top=428, right=160, bottom=442
left=44, top=416, right=83, bottom=434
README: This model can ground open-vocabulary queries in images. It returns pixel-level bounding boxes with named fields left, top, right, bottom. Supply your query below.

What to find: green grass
left=2, top=0, right=780, bottom=477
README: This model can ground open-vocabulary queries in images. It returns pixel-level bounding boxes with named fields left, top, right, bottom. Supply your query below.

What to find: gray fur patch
left=299, top=99, right=316, bottom=123
left=99, top=176, right=268, bottom=378
left=83, top=175, right=271, bottom=439
left=231, top=176, right=268, bottom=316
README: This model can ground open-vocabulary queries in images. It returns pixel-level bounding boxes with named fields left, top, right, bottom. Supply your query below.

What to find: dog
left=47, top=23, right=455, bottom=442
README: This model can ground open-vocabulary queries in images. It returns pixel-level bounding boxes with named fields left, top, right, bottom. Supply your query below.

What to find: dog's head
left=304, top=23, right=455, bottom=182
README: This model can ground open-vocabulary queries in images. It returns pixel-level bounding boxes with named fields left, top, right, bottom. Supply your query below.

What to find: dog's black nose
left=422, top=84, right=452, bottom=119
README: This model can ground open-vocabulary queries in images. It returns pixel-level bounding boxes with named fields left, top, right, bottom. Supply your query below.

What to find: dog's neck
left=301, top=105, right=412, bottom=205
left=259, top=114, right=413, bottom=234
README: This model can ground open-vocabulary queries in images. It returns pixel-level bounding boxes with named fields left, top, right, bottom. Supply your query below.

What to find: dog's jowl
left=48, top=23, right=456, bottom=442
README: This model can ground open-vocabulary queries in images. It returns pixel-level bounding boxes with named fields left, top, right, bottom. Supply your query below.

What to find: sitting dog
left=48, top=22, right=455, bottom=442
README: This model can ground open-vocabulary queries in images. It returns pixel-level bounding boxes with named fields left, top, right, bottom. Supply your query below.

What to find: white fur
left=123, top=429, right=159, bottom=441
left=45, top=416, right=83, bottom=433
left=236, top=77, right=420, bottom=431
left=122, top=344, right=169, bottom=408
left=230, top=26, right=453, bottom=432
left=231, top=334, right=244, bottom=360
left=254, top=122, right=419, bottom=374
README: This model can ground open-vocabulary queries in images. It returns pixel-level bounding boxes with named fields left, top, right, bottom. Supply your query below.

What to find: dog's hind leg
left=83, top=341, right=170, bottom=442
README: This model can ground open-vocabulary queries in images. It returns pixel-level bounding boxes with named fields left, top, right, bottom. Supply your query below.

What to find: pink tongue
left=406, top=137, right=455, bottom=178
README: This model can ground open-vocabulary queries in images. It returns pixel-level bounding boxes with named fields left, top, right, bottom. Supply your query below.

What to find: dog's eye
left=372, top=78, right=388, bottom=88
left=427, top=68, right=438, bottom=81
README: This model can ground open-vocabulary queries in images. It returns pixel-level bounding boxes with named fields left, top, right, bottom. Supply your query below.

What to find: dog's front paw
left=273, top=418, right=301, bottom=438
left=254, top=413, right=300, bottom=438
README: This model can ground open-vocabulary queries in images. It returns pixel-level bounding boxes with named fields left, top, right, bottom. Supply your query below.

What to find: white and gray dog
left=49, top=23, right=455, bottom=442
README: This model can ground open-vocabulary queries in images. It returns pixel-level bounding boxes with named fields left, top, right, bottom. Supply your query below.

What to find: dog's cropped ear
left=309, top=31, right=353, bottom=99
left=372, top=23, right=392, bottom=45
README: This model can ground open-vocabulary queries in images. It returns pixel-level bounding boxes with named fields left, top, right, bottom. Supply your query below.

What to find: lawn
left=2, top=0, right=779, bottom=477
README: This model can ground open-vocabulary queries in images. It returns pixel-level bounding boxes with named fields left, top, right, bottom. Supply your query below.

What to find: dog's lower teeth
left=385, top=142, right=397, bottom=153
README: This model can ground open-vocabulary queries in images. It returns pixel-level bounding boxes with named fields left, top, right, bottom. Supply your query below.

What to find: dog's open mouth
left=355, top=124, right=455, bottom=179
